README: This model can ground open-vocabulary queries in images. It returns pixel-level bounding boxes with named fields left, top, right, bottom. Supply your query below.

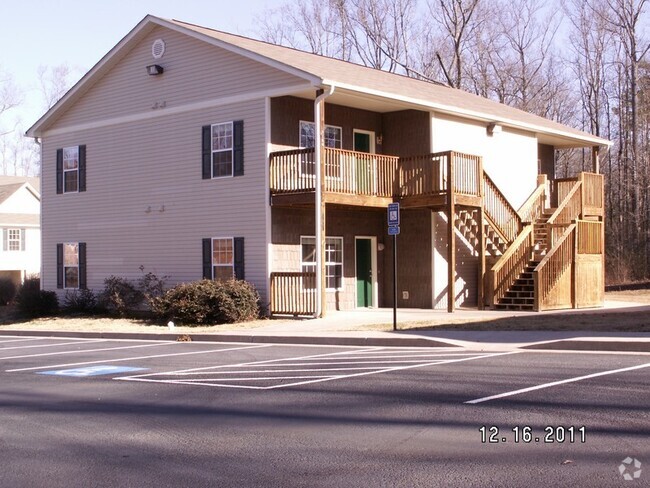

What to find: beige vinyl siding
left=41, top=98, right=269, bottom=302
left=51, top=25, right=303, bottom=130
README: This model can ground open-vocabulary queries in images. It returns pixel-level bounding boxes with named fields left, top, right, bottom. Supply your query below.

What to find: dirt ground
left=0, top=290, right=648, bottom=334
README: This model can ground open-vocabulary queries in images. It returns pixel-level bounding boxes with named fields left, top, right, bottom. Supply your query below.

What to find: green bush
left=63, top=288, right=99, bottom=314
left=15, top=277, right=58, bottom=318
left=137, top=266, right=168, bottom=306
left=0, top=277, right=16, bottom=305
left=99, top=276, right=144, bottom=317
left=151, top=279, right=260, bottom=325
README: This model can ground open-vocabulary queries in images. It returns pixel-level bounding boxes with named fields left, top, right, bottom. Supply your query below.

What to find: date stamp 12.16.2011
left=479, top=425, right=587, bottom=444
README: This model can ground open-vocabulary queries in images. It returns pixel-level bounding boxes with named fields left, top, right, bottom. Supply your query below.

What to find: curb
left=0, top=330, right=458, bottom=348
left=523, top=340, right=650, bottom=353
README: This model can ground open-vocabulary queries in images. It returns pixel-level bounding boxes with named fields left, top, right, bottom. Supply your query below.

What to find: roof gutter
left=314, top=84, right=335, bottom=318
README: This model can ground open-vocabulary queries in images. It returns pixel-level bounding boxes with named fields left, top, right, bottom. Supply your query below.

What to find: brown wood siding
left=271, top=206, right=385, bottom=310
left=271, top=96, right=383, bottom=151
left=381, top=110, right=430, bottom=157
left=538, top=143, right=555, bottom=179
left=382, top=209, right=432, bottom=308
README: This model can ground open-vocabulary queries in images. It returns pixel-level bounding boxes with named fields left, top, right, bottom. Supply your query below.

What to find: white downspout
left=314, top=85, right=335, bottom=318
left=34, top=136, right=43, bottom=290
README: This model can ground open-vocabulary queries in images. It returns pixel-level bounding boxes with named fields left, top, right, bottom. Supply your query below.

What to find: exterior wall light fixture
left=146, top=64, right=164, bottom=76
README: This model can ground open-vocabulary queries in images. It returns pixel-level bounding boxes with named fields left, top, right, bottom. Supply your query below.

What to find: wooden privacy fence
left=270, top=272, right=316, bottom=316
left=577, top=220, right=603, bottom=254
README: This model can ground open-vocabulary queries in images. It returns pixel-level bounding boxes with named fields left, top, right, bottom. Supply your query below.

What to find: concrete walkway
left=2, top=300, right=648, bottom=353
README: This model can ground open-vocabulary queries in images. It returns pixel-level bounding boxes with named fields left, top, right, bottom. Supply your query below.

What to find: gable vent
left=152, top=39, right=166, bottom=59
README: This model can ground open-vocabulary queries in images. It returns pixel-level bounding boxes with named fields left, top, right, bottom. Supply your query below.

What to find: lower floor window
left=212, top=237, right=234, bottom=281
left=64, top=243, right=79, bottom=289
left=7, top=229, right=22, bottom=251
left=301, top=236, right=343, bottom=290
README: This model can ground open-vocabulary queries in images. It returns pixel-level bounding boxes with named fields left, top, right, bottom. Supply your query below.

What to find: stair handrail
left=545, top=180, right=582, bottom=248
left=482, top=171, right=522, bottom=243
left=547, top=180, right=582, bottom=226
left=533, top=223, right=576, bottom=311
left=517, top=182, right=547, bottom=224
left=487, top=224, right=535, bottom=306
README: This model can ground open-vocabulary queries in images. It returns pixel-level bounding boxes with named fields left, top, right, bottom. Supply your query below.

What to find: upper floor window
left=299, top=121, right=342, bottom=149
left=56, top=145, right=86, bottom=194
left=211, top=122, right=233, bottom=178
left=63, top=146, right=79, bottom=192
left=202, top=121, right=244, bottom=180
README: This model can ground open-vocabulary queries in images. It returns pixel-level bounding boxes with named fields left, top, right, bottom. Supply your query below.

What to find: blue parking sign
left=388, top=203, right=400, bottom=227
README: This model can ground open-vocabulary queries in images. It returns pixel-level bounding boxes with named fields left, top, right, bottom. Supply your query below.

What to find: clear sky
left=0, top=0, right=277, bottom=130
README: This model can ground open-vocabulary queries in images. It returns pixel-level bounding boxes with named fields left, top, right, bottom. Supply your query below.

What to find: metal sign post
left=387, top=203, right=400, bottom=331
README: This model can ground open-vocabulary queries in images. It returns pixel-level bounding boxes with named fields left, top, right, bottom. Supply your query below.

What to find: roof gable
left=28, top=15, right=610, bottom=148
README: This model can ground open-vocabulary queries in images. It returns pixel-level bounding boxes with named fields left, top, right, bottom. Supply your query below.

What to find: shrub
left=137, top=266, right=168, bottom=305
left=99, top=276, right=144, bottom=317
left=15, top=277, right=59, bottom=318
left=63, top=288, right=98, bottom=314
left=0, top=277, right=16, bottom=305
left=151, top=279, right=260, bottom=325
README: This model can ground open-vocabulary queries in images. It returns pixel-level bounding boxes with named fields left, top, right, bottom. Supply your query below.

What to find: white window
left=64, top=243, right=79, bottom=289
left=212, top=237, right=234, bottom=281
left=299, top=121, right=342, bottom=178
left=301, top=236, right=343, bottom=291
left=63, top=146, right=79, bottom=193
left=211, top=122, right=233, bottom=178
left=7, top=229, right=21, bottom=251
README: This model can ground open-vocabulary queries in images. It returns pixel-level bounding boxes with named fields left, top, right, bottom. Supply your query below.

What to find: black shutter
left=20, top=228, right=25, bottom=251
left=234, top=237, right=245, bottom=280
left=56, top=149, right=63, bottom=194
left=78, top=145, right=86, bottom=192
left=202, top=126, right=212, bottom=180
left=78, top=242, right=87, bottom=289
left=202, top=238, right=212, bottom=279
left=56, top=243, right=63, bottom=289
left=233, top=120, right=244, bottom=177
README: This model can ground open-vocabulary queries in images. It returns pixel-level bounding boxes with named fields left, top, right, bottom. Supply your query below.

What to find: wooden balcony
left=269, top=147, right=483, bottom=208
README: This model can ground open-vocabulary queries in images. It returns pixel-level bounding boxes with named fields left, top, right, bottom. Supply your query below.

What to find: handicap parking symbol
left=39, top=365, right=148, bottom=377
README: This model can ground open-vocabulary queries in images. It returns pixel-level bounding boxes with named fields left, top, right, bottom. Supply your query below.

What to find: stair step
left=495, top=303, right=535, bottom=311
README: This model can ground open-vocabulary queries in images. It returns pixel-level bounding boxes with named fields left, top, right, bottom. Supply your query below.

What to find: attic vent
left=152, top=39, right=166, bottom=59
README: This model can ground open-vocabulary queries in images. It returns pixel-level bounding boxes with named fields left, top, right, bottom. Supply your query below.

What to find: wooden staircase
left=495, top=212, right=553, bottom=310
left=455, top=209, right=508, bottom=256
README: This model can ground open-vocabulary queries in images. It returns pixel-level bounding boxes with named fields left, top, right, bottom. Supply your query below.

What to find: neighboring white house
left=0, top=176, right=41, bottom=285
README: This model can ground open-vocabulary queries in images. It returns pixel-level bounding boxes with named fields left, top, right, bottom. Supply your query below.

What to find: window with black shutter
left=202, top=121, right=243, bottom=179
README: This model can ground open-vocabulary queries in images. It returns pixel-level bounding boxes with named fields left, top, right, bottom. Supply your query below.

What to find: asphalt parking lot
left=1, top=335, right=648, bottom=487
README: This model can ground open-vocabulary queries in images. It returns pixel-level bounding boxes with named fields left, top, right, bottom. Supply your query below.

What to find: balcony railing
left=269, top=147, right=482, bottom=201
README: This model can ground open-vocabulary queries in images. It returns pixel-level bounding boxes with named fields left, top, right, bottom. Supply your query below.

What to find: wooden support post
left=447, top=152, right=456, bottom=313
left=477, top=206, right=486, bottom=310
left=477, top=156, right=485, bottom=310
left=591, top=146, right=600, bottom=174
left=572, top=222, right=578, bottom=309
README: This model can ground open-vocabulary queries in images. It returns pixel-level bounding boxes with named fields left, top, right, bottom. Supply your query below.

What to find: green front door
left=356, top=238, right=373, bottom=307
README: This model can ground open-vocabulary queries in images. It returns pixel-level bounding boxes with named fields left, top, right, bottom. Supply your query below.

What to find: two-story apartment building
left=27, top=15, right=609, bottom=316
left=0, top=176, right=40, bottom=285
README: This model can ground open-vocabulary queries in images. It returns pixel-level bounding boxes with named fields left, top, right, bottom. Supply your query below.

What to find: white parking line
left=6, top=344, right=272, bottom=372
left=465, top=361, right=650, bottom=404
left=0, top=342, right=172, bottom=361
left=118, top=350, right=520, bottom=390
left=0, top=339, right=107, bottom=352
left=0, top=337, right=44, bottom=344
